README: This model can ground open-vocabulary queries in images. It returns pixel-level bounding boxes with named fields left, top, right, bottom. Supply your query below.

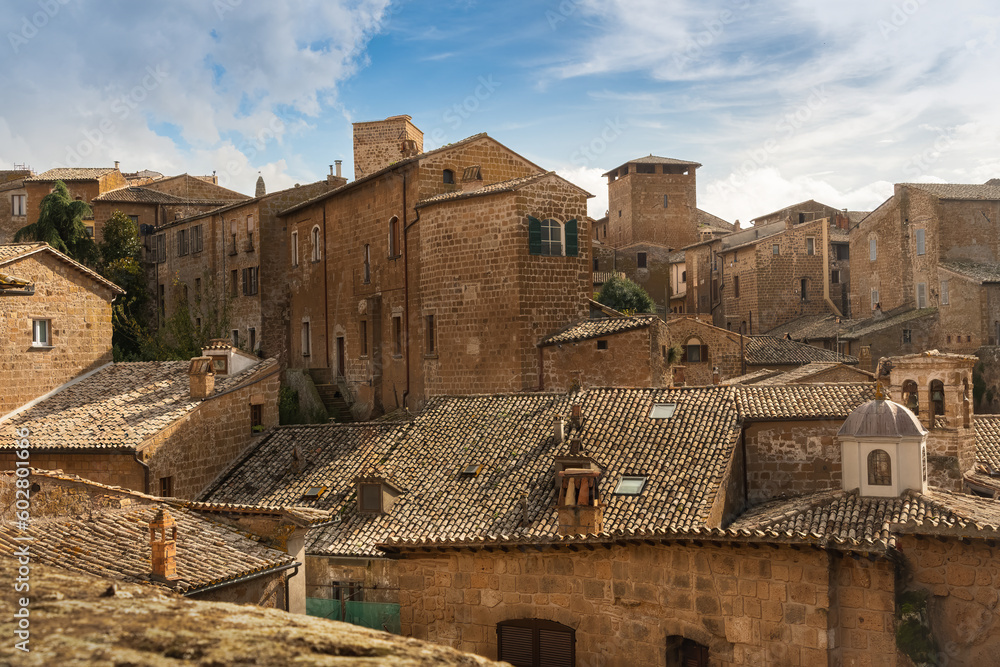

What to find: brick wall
left=0, top=251, right=116, bottom=416
left=744, top=420, right=843, bottom=504
left=1, top=176, right=30, bottom=243
left=606, top=164, right=698, bottom=250
left=664, top=316, right=744, bottom=384
left=0, top=452, right=145, bottom=492
left=353, top=116, right=424, bottom=180
left=143, top=174, right=248, bottom=201
left=140, top=364, right=280, bottom=499
left=397, top=541, right=863, bottom=666
left=415, top=136, right=541, bottom=199
left=190, top=570, right=287, bottom=608
left=541, top=323, right=672, bottom=392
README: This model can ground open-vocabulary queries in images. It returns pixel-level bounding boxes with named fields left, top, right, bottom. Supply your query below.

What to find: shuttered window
left=564, top=218, right=578, bottom=256
left=497, top=619, right=574, bottom=667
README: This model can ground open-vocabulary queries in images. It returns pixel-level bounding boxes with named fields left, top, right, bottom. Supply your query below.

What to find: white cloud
left=555, top=165, right=609, bottom=220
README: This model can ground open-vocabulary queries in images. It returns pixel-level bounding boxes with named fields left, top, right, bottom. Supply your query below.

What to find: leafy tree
left=143, top=274, right=233, bottom=361
left=14, top=180, right=98, bottom=265
left=596, top=275, right=656, bottom=314
left=99, top=211, right=152, bottom=360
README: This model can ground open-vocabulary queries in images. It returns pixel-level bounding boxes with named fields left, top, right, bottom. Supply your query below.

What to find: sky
left=3, top=0, right=1000, bottom=222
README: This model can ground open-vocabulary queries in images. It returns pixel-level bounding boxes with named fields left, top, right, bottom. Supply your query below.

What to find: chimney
left=553, top=415, right=565, bottom=443
left=114, top=160, right=120, bottom=170
left=556, top=468, right=603, bottom=536
left=188, top=356, right=215, bottom=400
left=335, top=160, right=342, bottom=178
left=570, top=403, right=582, bottom=431
left=149, top=509, right=180, bottom=582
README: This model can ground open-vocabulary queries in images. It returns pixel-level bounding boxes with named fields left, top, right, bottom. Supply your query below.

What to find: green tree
left=14, top=180, right=99, bottom=265
left=98, top=211, right=152, bottom=360
left=143, top=274, right=233, bottom=361
left=596, top=275, right=656, bottom=314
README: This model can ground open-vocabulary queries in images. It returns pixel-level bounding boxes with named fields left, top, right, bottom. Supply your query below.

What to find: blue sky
left=3, top=0, right=1000, bottom=221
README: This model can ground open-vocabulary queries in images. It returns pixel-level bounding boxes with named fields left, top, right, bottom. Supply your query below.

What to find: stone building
left=849, top=181, right=1000, bottom=351
left=198, top=366, right=1000, bottom=665
left=279, top=117, right=591, bottom=415
left=0, top=243, right=123, bottom=416
left=147, top=172, right=343, bottom=363
left=683, top=208, right=852, bottom=333
left=23, top=166, right=128, bottom=238
left=595, top=157, right=733, bottom=313
left=0, top=343, right=279, bottom=500
left=0, top=167, right=33, bottom=243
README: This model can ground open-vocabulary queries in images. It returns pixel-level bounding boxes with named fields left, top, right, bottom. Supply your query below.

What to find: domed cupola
left=838, top=386, right=928, bottom=497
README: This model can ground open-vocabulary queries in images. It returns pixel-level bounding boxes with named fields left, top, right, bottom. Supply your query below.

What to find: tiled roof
left=201, top=388, right=742, bottom=557
left=755, top=362, right=874, bottom=385
left=540, top=316, right=659, bottom=345
left=25, top=167, right=117, bottom=182
left=92, top=187, right=233, bottom=205
left=744, top=336, right=858, bottom=366
left=719, top=369, right=784, bottom=386
left=736, top=383, right=874, bottom=420
left=0, top=359, right=276, bottom=450
left=847, top=211, right=869, bottom=223
left=0, top=502, right=294, bottom=594
left=940, top=260, right=1000, bottom=284
left=765, top=308, right=938, bottom=342
left=416, top=172, right=555, bottom=207
left=976, top=415, right=1000, bottom=471
left=841, top=308, right=938, bottom=340
left=696, top=209, right=733, bottom=232
left=903, top=182, right=1000, bottom=201
left=0, top=243, right=124, bottom=295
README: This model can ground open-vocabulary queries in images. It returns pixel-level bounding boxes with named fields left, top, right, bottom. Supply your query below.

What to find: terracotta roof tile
left=743, top=336, right=858, bottom=365
left=92, top=187, right=234, bottom=205
left=940, top=260, right=1000, bottom=284
left=736, top=383, right=874, bottom=420
left=416, top=173, right=552, bottom=207
left=540, top=316, right=659, bottom=345
left=903, top=182, right=1000, bottom=200
left=0, top=243, right=124, bottom=295
left=976, top=415, right=1000, bottom=471
left=25, top=167, right=117, bottom=182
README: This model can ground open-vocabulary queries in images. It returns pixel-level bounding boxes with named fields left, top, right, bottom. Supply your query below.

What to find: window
left=246, top=214, right=255, bottom=250
left=614, top=476, right=647, bottom=494
left=301, top=321, right=311, bottom=356
left=211, top=356, right=228, bottom=374
left=291, top=231, right=299, bottom=267
left=596, top=339, right=608, bottom=350
left=425, top=314, right=436, bottom=355
left=902, top=329, right=913, bottom=344
left=242, top=266, right=259, bottom=296
left=158, top=284, right=165, bottom=319
left=869, top=237, right=877, bottom=261
left=497, top=619, right=575, bottom=667
left=681, top=270, right=686, bottom=283
left=442, top=169, right=455, bottom=184
left=800, top=278, right=808, bottom=301
left=129, top=214, right=139, bottom=225
left=915, top=228, right=925, bottom=255
left=388, top=216, right=399, bottom=257
left=196, top=317, right=201, bottom=329
left=593, top=257, right=599, bottom=271
left=541, top=219, right=563, bottom=256
left=867, top=449, right=892, bottom=486
left=31, top=319, right=50, bottom=347
left=250, top=403, right=262, bottom=432
left=11, top=194, right=26, bottom=216
left=249, top=327, right=256, bottom=352
left=836, top=244, right=849, bottom=260
left=637, top=252, right=647, bottom=268
left=772, top=244, right=780, bottom=255
left=230, top=219, right=237, bottom=255
left=192, top=224, right=203, bottom=253
left=360, top=483, right=382, bottom=512
left=733, top=275, right=740, bottom=298
left=177, top=228, right=189, bottom=256
left=303, top=486, right=327, bottom=499
left=85, top=225, right=94, bottom=238
left=231, top=329, right=239, bottom=348
left=360, top=320, right=368, bottom=356
left=685, top=339, right=707, bottom=363
left=230, top=270, right=238, bottom=298
left=940, top=280, right=949, bottom=306
left=806, top=237, right=815, bottom=255
left=363, top=244, right=371, bottom=283
left=663, top=194, right=669, bottom=209
left=460, top=464, right=482, bottom=477
left=311, top=226, right=321, bottom=262
left=798, top=212, right=806, bottom=224
left=930, top=379, right=945, bottom=417
left=831, top=270, right=841, bottom=284
left=666, top=636, right=709, bottom=667
left=393, top=315, right=402, bottom=356
left=902, top=379, right=918, bottom=413
left=871, top=288, right=879, bottom=310
left=159, top=476, right=173, bottom=498
left=649, top=403, right=676, bottom=419
left=155, top=234, right=166, bottom=263
left=916, top=282, right=927, bottom=309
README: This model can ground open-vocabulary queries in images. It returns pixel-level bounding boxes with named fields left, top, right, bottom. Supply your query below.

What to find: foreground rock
left=0, top=557, right=502, bottom=666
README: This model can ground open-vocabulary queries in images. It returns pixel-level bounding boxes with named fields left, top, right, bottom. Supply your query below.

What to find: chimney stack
left=335, top=160, right=342, bottom=178
left=571, top=403, right=582, bottom=431
left=114, top=160, right=120, bottom=170
left=149, top=509, right=180, bottom=582
left=553, top=415, right=565, bottom=443
left=556, top=468, right=603, bottom=536
left=188, top=356, right=215, bottom=400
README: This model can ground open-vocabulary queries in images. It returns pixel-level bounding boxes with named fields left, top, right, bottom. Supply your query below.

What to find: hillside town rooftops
left=743, top=336, right=859, bottom=366
left=24, top=167, right=118, bottom=182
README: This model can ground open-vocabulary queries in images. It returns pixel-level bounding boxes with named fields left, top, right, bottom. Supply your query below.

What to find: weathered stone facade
left=0, top=245, right=121, bottom=416
left=353, top=114, right=424, bottom=180
left=0, top=169, right=32, bottom=243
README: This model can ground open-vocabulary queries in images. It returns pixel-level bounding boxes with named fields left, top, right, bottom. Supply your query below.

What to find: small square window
left=303, top=486, right=327, bottom=499
left=31, top=319, right=50, bottom=347
left=614, top=476, right=647, bottom=495
left=806, top=238, right=815, bottom=255
left=637, top=252, right=647, bottom=268
left=649, top=403, right=676, bottom=419
left=597, top=339, right=608, bottom=350
left=902, top=329, right=912, bottom=344
left=159, top=476, right=173, bottom=497
left=772, top=244, right=780, bottom=255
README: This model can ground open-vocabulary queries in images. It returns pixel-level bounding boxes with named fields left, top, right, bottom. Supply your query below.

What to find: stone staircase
left=314, top=382, right=353, bottom=423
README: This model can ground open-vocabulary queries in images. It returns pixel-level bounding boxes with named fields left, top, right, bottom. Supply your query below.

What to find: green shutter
left=528, top=216, right=542, bottom=255
left=565, top=218, right=578, bottom=256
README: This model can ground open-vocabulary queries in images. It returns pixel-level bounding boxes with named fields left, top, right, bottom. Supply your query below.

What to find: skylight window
left=614, top=476, right=647, bottom=495
left=460, top=464, right=482, bottom=477
left=303, top=486, right=326, bottom=499
left=649, top=403, right=676, bottom=419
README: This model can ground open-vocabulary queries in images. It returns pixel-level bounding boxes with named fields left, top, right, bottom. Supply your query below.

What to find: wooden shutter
left=564, top=218, right=578, bottom=256
left=528, top=216, right=542, bottom=255
left=498, top=619, right=574, bottom=667
left=700, top=345, right=709, bottom=362
left=242, top=268, right=247, bottom=295
left=498, top=625, right=534, bottom=666
left=539, top=628, right=574, bottom=666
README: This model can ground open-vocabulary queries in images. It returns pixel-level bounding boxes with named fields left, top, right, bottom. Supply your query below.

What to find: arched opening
left=902, top=380, right=919, bottom=414
left=442, top=169, right=455, bottom=184
left=497, top=618, right=574, bottom=666
left=666, top=636, right=709, bottom=667
left=930, top=379, right=945, bottom=419
left=868, top=449, right=892, bottom=486
left=799, top=277, right=808, bottom=301
left=685, top=337, right=707, bottom=363
left=388, top=216, right=399, bottom=257
left=311, top=225, right=321, bottom=262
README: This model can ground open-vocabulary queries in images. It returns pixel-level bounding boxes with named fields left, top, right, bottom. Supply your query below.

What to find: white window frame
left=540, top=218, right=564, bottom=257
left=32, top=319, right=51, bottom=347
left=291, top=231, right=299, bottom=267
left=11, top=194, right=26, bottom=217
left=940, top=279, right=949, bottom=306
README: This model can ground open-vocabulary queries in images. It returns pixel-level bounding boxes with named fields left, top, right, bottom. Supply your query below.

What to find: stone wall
left=141, top=364, right=280, bottom=499
left=143, top=174, right=248, bottom=201
left=664, top=316, right=744, bottom=384
left=415, top=136, right=541, bottom=200
left=0, top=173, right=30, bottom=243
left=0, top=251, right=116, bottom=416
left=305, top=555, right=399, bottom=605
left=396, top=541, right=885, bottom=666
left=744, top=420, right=844, bottom=504
left=190, top=569, right=287, bottom=609
left=829, top=554, right=897, bottom=667
left=606, top=163, right=698, bottom=250
left=607, top=242, right=674, bottom=312
left=353, top=115, right=424, bottom=180
left=0, top=451, right=145, bottom=493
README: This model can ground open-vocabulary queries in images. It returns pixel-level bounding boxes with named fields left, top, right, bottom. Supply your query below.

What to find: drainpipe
left=134, top=450, right=151, bottom=495
left=822, top=218, right=844, bottom=318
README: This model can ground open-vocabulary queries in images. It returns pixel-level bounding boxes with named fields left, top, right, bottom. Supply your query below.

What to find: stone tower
left=602, top=156, right=700, bottom=250
left=886, top=351, right=976, bottom=491
left=255, top=173, right=266, bottom=198
left=352, top=115, right=424, bottom=180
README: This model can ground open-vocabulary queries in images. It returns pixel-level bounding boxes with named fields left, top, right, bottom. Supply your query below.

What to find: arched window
left=902, top=380, right=919, bottom=414
left=388, top=216, right=399, bottom=257
left=442, top=169, right=454, bottom=184
left=666, top=636, right=709, bottom=667
left=685, top=337, right=707, bottom=363
left=311, top=226, right=321, bottom=262
left=868, top=449, right=892, bottom=486
left=497, top=618, right=574, bottom=667
left=930, top=380, right=945, bottom=418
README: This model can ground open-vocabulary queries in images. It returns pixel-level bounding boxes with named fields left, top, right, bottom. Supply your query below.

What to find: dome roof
left=838, top=399, right=926, bottom=438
